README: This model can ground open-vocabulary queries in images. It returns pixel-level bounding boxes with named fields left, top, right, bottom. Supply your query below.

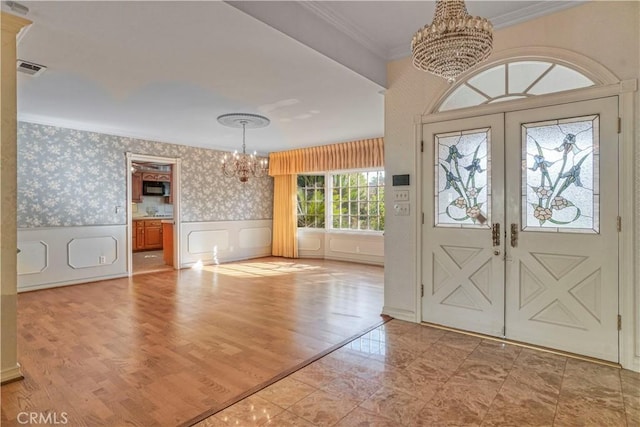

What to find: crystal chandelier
left=217, top=113, right=270, bottom=183
left=411, top=0, right=493, bottom=83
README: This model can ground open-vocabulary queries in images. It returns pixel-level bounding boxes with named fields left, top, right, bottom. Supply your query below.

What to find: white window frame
left=296, top=168, right=385, bottom=235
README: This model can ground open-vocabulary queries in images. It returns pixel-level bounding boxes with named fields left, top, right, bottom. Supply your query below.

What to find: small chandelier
left=411, top=0, right=493, bottom=83
left=217, top=113, right=270, bottom=183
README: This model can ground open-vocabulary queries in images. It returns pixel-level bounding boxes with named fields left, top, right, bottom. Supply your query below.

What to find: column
left=1, top=11, right=31, bottom=384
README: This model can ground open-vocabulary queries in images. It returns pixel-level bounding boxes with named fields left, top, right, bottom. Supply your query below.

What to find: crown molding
left=18, top=114, right=227, bottom=152
left=489, top=0, right=588, bottom=29
left=297, top=1, right=387, bottom=60
left=386, top=1, right=588, bottom=62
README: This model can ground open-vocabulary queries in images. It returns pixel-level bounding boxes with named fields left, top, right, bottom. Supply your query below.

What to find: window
left=438, top=61, right=595, bottom=112
left=297, top=175, right=325, bottom=228
left=332, top=171, right=385, bottom=231
left=296, top=170, right=385, bottom=231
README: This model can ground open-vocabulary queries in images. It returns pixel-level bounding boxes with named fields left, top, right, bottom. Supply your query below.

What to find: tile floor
left=195, top=320, right=639, bottom=427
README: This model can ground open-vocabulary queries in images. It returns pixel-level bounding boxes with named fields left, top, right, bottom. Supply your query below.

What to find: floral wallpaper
left=17, top=122, right=273, bottom=227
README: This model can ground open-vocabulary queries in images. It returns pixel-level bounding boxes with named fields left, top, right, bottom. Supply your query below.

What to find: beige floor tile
left=264, top=410, right=315, bottom=426
left=369, top=345, right=420, bottom=369
left=321, top=372, right=380, bottom=402
left=360, top=385, right=427, bottom=425
left=620, top=368, right=640, bottom=426
left=416, top=391, right=487, bottom=426
left=193, top=415, right=228, bottom=427
left=290, top=362, right=342, bottom=388
left=335, top=407, right=400, bottom=427
left=377, top=364, right=442, bottom=401
left=437, top=331, right=482, bottom=353
left=289, top=390, right=359, bottom=427
left=215, top=396, right=284, bottom=426
left=554, top=396, right=627, bottom=427
left=255, top=377, right=318, bottom=409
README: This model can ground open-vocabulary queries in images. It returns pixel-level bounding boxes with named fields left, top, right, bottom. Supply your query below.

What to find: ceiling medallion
left=411, top=0, right=493, bottom=83
left=217, top=113, right=270, bottom=183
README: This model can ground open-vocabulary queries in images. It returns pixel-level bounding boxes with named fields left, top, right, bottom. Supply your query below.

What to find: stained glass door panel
left=435, top=128, right=491, bottom=228
left=505, top=97, right=619, bottom=362
left=522, top=115, right=599, bottom=232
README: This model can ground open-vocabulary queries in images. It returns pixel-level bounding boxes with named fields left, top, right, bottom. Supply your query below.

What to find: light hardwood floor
left=0, top=258, right=384, bottom=426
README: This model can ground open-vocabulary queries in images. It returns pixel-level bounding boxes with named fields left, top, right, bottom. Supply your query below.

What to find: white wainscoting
left=180, top=219, right=272, bottom=268
left=17, top=225, right=128, bottom=292
left=298, top=229, right=384, bottom=265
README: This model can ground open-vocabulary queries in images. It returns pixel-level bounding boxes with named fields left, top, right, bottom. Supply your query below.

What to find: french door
left=422, top=97, right=619, bottom=362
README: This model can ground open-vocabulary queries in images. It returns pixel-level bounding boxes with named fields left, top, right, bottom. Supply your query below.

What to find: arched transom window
left=438, top=61, right=595, bottom=112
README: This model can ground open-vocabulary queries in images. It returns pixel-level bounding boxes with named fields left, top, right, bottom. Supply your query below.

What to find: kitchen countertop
left=133, top=216, right=173, bottom=220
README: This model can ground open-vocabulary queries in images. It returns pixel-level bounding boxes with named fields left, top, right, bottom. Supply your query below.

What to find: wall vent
left=17, top=60, right=46, bottom=77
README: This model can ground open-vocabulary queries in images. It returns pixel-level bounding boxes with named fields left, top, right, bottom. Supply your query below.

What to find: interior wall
left=16, top=122, right=274, bottom=290
left=17, top=122, right=273, bottom=226
left=383, top=1, right=639, bottom=361
left=298, top=228, right=384, bottom=265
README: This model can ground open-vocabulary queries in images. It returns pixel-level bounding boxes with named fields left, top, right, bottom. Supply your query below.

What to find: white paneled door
left=422, top=97, right=620, bottom=362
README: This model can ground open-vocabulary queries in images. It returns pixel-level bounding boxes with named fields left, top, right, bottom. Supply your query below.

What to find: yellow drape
left=269, top=137, right=384, bottom=259
left=269, top=137, right=384, bottom=175
left=271, top=174, right=298, bottom=258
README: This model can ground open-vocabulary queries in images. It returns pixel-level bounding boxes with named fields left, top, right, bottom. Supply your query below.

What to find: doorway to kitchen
left=126, top=153, right=181, bottom=275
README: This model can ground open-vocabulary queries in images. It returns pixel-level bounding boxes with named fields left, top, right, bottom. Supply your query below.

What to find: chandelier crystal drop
left=217, top=113, right=270, bottom=183
left=411, top=0, right=493, bottom=83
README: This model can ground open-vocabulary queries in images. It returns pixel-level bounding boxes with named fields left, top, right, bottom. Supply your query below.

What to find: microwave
left=142, top=181, right=169, bottom=196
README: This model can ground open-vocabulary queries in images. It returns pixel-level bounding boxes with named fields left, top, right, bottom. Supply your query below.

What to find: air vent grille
left=17, top=60, right=46, bottom=76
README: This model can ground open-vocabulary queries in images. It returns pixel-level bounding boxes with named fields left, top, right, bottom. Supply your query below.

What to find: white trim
left=19, top=115, right=234, bottom=153
left=414, top=117, right=423, bottom=324
left=619, top=89, right=639, bottom=371
left=126, top=153, right=181, bottom=275
left=297, top=1, right=387, bottom=60
left=0, top=364, right=23, bottom=384
left=489, top=1, right=588, bottom=32
left=382, top=306, right=416, bottom=322
left=18, top=273, right=128, bottom=293
left=423, top=82, right=631, bottom=124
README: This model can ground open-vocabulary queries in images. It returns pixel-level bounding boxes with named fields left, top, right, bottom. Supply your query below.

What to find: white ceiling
left=8, top=1, right=583, bottom=153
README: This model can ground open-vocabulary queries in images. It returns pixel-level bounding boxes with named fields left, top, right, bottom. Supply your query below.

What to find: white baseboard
left=18, top=273, right=129, bottom=293
left=382, top=306, right=418, bottom=323
left=1, top=364, right=23, bottom=384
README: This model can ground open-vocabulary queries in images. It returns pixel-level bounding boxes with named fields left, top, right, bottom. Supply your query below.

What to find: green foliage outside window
left=297, top=175, right=325, bottom=228
left=296, top=171, right=385, bottom=231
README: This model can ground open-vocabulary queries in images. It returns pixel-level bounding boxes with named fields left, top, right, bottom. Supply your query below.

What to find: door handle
left=510, top=223, right=518, bottom=247
left=492, top=223, right=500, bottom=247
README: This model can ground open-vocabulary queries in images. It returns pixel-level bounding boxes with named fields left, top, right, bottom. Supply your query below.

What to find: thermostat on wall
left=392, top=174, right=410, bottom=186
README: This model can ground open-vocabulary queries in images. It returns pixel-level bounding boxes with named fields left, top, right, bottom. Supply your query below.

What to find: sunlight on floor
left=198, top=261, right=323, bottom=278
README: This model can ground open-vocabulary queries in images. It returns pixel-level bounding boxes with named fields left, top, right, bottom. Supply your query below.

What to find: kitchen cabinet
left=162, top=221, right=173, bottom=266
left=144, top=220, right=163, bottom=249
left=132, top=172, right=143, bottom=203
left=142, top=172, right=170, bottom=182
left=133, top=219, right=164, bottom=251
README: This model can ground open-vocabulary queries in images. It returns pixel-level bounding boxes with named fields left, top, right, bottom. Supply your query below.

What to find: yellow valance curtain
left=268, top=138, right=384, bottom=259
left=269, top=137, right=384, bottom=176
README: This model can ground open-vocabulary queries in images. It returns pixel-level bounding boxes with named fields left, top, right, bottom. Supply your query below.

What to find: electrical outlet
left=99, top=256, right=106, bottom=264
left=394, top=203, right=410, bottom=216
left=394, top=190, right=409, bottom=202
